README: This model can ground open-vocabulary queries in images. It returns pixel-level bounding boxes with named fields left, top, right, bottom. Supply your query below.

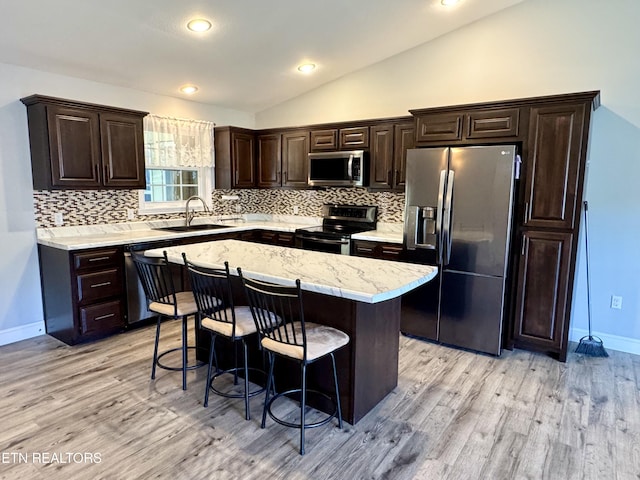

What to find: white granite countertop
left=36, top=215, right=406, bottom=251
left=146, top=239, right=436, bottom=304
left=36, top=215, right=321, bottom=251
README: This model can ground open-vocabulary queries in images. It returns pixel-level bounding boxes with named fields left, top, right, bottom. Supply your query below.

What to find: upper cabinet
left=411, top=106, right=522, bottom=145
left=21, top=95, right=147, bottom=190
left=256, top=130, right=310, bottom=188
left=310, top=126, right=369, bottom=151
left=215, top=126, right=256, bottom=189
left=369, top=121, right=414, bottom=190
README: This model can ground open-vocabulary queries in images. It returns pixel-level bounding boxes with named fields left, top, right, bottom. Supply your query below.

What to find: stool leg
left=204, top=332, right=215, bottom=407
left=330, top=353, right=343, bottom=429
left=182, top=316, right=188, bottom=390
left=300, top=362, right=307, bottom=455
left=151, top=316, right=162, bottom=380
left=262, top=352, right=275, bottom=429
left=242, top=339, right=250, bottom=420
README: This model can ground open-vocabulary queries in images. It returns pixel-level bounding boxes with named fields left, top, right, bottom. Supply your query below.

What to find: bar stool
left=238, top=268, right=350, bottom=455
left=131, top=250, right=204, bottom=390
left=183, top=255, right=267, bottom=420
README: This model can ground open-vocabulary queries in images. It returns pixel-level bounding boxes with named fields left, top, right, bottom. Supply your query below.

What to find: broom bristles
left=575, top=335, right=609, bottom=357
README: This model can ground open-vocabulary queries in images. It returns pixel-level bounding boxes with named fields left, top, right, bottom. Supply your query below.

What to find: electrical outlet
left=53, top=212, right=63, bottom=226
left=127, top=208, right=135, bottom=220
left=235, top=204, right=241, bottom=213
left=611, top=295, right=623, bottom=310
left=293, top=206, right=299, bottom=215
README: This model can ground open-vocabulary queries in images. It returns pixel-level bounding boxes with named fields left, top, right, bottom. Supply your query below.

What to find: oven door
left=296, top=234, right=351, bottom=255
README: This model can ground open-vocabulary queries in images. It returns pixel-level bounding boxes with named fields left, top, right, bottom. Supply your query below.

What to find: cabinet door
left=513, top=231, right=572, bottom=353
left=310, top=129, right=337, bottom=151
left=100, top=112, right=145, bottom=188
left=339, top=127, right=369, bottom=149
left=46, top=105, right=101, bottom=188
left=415, top=112, right=463, bottom=143
left=466, top=108, right=520, bottom=139
left=256, top=134, right=282, bottom=187
left=523, top=104, right=586, bottom=229
left=282, top=131, right=309, bottom=187
left=393, top=122, right=414, bottom=190
left=369, top=124, right=394, bottom=189
left=232, top=132, right=255, bottom=188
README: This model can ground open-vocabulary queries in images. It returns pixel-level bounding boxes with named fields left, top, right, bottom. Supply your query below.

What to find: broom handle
left=584, top=201, right=593, bottom=336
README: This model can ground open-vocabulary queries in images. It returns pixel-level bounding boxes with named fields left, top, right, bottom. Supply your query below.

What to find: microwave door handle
left=347, top=155, right=354, bottom=179
left=436, top=169, right=447, bottom=264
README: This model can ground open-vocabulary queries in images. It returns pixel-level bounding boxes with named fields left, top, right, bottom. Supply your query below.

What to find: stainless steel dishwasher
left=124, top=240, right=182, bottom=326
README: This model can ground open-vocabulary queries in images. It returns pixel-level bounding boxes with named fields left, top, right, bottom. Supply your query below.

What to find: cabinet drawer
left=77, top=268, right=121, bottom=304
left=310, top=129, right=338, bottom=151
left=352, top=240, right=378, bottom=257
left=339, top=127, right=369, bottom=149
left=73, top=248, right=121, bottom=270
left=79, top=300, right=124, bottom=336
left=415, top=113, right=463, bottom=143
left=466, top=108, right=520, bottom=139
left=278, top=232, right=295, bottom=246
left=379, top=244, right=403, bottom=261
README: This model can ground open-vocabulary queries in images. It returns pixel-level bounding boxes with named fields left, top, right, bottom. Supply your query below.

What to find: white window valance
left=143, top=114, right=215, bottom=168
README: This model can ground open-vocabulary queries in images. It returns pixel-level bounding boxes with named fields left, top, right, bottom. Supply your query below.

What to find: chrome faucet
left=185, top=196, right=210, bottom=226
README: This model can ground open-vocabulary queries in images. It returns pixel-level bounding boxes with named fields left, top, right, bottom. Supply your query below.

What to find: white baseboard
left=0, top=321, right=46, bottom=347
left=570, top=327, right=640, bottom=356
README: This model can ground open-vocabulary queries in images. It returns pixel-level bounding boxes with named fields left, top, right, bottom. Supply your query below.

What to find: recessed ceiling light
left=297, top=63, right=316, bottom=73
left=187, top=18, right=212, bottom=32
left=179, top=85, right=199, bottom=95
left=441, top=0, right=459, bottom=5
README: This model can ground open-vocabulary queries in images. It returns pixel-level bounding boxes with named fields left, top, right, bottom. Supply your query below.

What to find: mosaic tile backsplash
left=34, top=188, right=405, bottom=228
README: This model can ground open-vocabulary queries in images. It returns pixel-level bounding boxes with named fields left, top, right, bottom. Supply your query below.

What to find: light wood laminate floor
left=0, top=320, right=638, bottom=480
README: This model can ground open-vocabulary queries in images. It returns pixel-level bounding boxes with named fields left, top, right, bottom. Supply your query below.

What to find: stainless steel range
left=295, top=204, right=377, bottom=255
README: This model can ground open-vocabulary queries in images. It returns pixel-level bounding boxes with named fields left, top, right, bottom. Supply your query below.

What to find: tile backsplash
left=34, top=188, right=405, bottom=228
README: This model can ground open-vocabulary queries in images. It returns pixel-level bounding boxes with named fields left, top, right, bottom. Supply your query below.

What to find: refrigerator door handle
left=436, top=169, right=447, bottom=263
left=443, top=169, right=455, bottom=265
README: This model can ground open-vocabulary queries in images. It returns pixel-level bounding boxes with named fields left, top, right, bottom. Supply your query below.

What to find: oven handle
left=299, top=236, right=350, bottom=245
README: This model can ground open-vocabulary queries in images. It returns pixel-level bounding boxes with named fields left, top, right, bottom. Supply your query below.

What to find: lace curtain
left=143, top=114, right=215, bottom=168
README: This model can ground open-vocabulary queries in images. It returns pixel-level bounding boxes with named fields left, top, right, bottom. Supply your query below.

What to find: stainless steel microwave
left=307, top=150, right=367, bottom=187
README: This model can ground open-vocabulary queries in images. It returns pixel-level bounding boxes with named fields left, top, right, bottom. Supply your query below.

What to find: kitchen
left=1, top=0, right=639, bottom=478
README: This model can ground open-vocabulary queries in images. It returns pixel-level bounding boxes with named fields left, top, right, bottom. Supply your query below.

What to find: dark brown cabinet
left=215, top=126, right=256, bottom=189
left=38, top=245, right=126, bottom=345
left=21, top=95, right=147, bottom=190
left=412, top=107, right=521, bottom=145
left=243, top=229, right=296, bottom=247
left=509, top=93, right=598, bottom=361
left=351, top=240, right=403, bottom=261
left=310, top=126, right=369, bottom=151
left=369, top=122, right=414, bottom=190
left=512, top=231, right=572, bottom=357
left=256, top=130, right=309, bottom=188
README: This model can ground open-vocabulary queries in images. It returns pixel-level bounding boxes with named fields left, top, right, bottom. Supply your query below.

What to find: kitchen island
left=145, top=239, right=437, bottom=424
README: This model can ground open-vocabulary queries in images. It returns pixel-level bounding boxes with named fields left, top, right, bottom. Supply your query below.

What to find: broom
left=575, top=200, right=608, bottom=357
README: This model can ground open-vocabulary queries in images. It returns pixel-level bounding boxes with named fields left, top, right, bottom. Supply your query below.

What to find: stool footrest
left=156, top=346, right=205, bottom=372
left=266, top=388, right=337, bottom=430
left=209, top=367, right=267, bottom=399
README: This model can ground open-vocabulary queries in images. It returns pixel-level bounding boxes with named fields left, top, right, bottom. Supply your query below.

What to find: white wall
left=257, top=0, right=640, bottom=354
left=0, top=62, right=254, bottom=345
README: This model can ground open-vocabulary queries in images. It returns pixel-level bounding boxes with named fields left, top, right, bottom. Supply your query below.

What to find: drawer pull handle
left=91, top=281, right=112, bottom=288
left=95, top=313, right=115, bottom=321
left=89, top=256, right=111, bottom=262
left=382, top=249, right=400, bottom=254
left=359, top=247, right=374, bottom=252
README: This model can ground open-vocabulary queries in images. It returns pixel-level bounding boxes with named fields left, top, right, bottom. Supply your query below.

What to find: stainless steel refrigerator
left=401, top=145, right=518, bottom=356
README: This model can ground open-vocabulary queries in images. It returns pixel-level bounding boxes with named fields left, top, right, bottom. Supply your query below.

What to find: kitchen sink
left=153, top=224, right=231, bottom=232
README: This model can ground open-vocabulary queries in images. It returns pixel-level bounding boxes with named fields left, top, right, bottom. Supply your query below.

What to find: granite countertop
left=146, top=239, right=436, bottom=304
left=36, top=215, right=405, bottom=251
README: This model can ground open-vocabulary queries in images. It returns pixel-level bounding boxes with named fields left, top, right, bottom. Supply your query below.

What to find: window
left=139, top=115, right=215, bottom=215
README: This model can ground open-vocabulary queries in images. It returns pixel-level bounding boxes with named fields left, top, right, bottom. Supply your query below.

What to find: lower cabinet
left=246, top=230, right=296, bottom=247
left=351, top=240, right=403, bottom=261
left=512, top=230, right=573, bottom=361
left=39, top=245, right=126, bottom=345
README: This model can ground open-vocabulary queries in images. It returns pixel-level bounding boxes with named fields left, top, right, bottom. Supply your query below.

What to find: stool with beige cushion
left=183, top=255, right=267, bottom=420
left=238, top=268, right=349, bottom=455
left=131, top=250, right=204, bottom=390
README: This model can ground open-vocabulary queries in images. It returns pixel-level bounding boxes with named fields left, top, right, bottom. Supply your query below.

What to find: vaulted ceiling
left=0, top=0, right=524, bottom=113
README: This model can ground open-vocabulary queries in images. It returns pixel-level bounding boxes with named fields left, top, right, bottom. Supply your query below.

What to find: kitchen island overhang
left=145, top=239, right=437, bottom=424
